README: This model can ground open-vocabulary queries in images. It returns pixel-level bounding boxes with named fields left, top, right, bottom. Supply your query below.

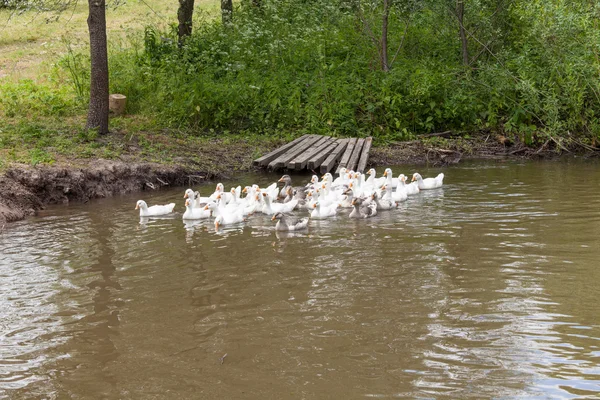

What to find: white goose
left=182, top=198, right=211, bottom=219
left=310, top=201, right=339, bottom=219
left=135, top=200, right=175, bottom=217
left=412, top=172, right=444, bottom=190
left=398, top=174, right=419, bottom=196
left=184, top=188, right=211, bottom=208
left=261, top=192, right=298, bottom=215
left=382, top=168, right=400, bottom=188
left=213, top=213, right=245, bottom=230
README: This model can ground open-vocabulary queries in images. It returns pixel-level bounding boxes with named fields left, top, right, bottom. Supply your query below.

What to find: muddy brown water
left=1, top=160, right=600, bottom=399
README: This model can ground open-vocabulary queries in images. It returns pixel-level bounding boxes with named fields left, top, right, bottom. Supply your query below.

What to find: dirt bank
left=0, top=161, right=207, bottom=229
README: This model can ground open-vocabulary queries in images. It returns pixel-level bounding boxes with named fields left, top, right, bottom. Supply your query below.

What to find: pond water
left=1, top=160, right=600, bottom=399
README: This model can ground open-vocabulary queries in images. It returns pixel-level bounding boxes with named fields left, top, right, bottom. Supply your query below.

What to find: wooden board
left=355, top=136, right=373, bottom=173
left=320, top=139, right=348, bottom=174
left=268, top=135, right=322, bottom=170
left=308, top=140, right=338, bottom=170
left=335, top=138, right=358, bottom=174
left=286, top=136, right=331, bottom=170
left=346, top=138, right=365, bottom=172
left=253, top=134, right=309, bottom=167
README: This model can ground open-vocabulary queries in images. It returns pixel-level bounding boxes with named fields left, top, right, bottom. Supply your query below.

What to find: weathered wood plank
left=346, top=138, right=365, bottom=172
left=320, top=139, right=348, bottom=174
left=356, top=136, right=373, bottom=173
left=253, top=134, right=309, bottom=166
left=287, top=136, right=331, bottom=170
left=291, top=137, right=335, bottom=170
left=335, top=138, right=357, bottom=174
left=268, top=135, right=321, bottom=170
left=308, top=140, right=338, bottom=170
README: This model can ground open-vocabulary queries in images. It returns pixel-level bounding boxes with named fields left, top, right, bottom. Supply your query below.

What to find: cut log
left=109, top=94, right=127, bottom=115
left=287, top=136, right=331, bottom=170
left=253, top=135, right=309, bottom=167
left=335, top=138, right=357, bottom=174
left=320, top=139, right=348, bottom=174
left=356, top=136, right=373, bottom=173
left=268, top=135, right=322, bottom=170
left=345, top=138, right=364, bottom=172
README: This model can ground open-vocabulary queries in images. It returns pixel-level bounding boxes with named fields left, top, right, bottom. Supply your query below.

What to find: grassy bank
left=2, top=0, right=600, bottom=170
left=0, top=116, right=287, bottom=174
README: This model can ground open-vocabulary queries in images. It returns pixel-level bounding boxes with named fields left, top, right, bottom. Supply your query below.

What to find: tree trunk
left=177, top=0, right=195, bottom=45
left=381, top=0, right=390, bottom=72
left=456, top=0, right=469, bottom=66
left=221, top=0, right=233, bottom=24
left=86, top=0, right=109, bottom=134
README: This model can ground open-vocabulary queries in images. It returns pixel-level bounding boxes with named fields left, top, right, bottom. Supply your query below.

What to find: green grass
left=0, top=116, right=286, bottom=172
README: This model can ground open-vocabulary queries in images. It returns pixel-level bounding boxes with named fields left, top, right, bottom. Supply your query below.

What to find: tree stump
left=109, top=94, right=127, bottom=115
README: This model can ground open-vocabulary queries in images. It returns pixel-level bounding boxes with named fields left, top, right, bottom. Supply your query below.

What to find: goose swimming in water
left=135, top=200, right=175, bottom=217
left=412, top=172, right=444, bottom=190
left=271, top=212, right=309, bottom=231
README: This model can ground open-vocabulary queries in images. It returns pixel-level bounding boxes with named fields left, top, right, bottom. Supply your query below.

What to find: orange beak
left=313, top=203, right=317, bottom=208
left=383, top=171, right=387, bottom=177
left=278, top=178, right=284, bottom=182
left=216, top=194, right=222, bottom=199
left=215, top=221, right=220, bottom=229
left=184, top=193, right=188, bottom=199
left=242, top=187, right=248, bottom=193
left=203, top=204, right=209, bottom=210
left=135, top=204, right=139, bottom=210
left=262, top=193, right=267, bottom=197
left=411, top=176, right=416, bottom=182
left=271, top=215, right=277, bottom=221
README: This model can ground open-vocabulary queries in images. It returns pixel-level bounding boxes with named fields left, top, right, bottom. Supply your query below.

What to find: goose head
left=271, top=212, right=285, bottom=222
left=184, top=188, right=194, bottom=199
left=278, top=175, right=292, bottom=185
left=214, top=215, right=223, bottom=230
left=135, top=200, right=147, bottom=210
left=412, top=173, right=422, bottom=182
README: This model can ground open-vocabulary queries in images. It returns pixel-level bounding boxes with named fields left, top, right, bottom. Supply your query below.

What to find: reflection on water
left=1, top=160, right=600, bottom=399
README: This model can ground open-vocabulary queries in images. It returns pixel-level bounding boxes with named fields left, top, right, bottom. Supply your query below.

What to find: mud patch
left=0, top=160, right=202, bottom=229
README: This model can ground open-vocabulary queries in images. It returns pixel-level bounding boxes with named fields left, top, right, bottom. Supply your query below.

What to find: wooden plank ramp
left=268, top=135, right=321, bottom=170
left=287, top=136, right=331, bottom=170
left=308, top=139, right=339, bottom=171
left=320, top=139, right=348, bottom=174
left=253, top=134, right=372, bottom=173
left=346, top=138, right=365, bottom=172
left=253, top=134, right=309, bottom=167
left=335, top=138, right=357, bottom=174
left=356, top=136, right=373, bottom=173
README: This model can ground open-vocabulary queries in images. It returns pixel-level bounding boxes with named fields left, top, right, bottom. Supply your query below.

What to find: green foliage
left=4, top=0, right=600, bottom=145
left=0, top=79, right=79, bottom=117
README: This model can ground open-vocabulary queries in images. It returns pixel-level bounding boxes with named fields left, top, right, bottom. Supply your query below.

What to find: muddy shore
left=1, top=134, right=597, bottom=228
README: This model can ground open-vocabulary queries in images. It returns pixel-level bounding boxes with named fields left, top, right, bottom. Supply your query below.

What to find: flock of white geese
left=134, top=168, right=445, bottom=231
